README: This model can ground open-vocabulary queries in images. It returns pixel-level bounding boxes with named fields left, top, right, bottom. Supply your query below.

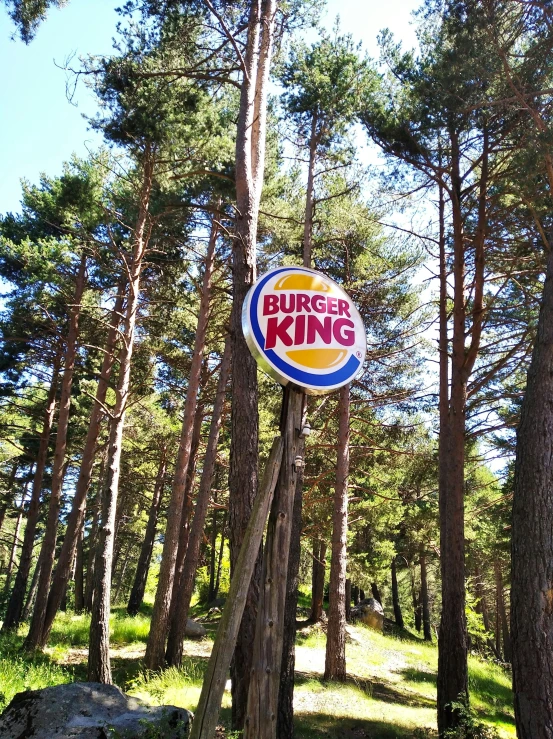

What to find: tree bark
left=244, top=388, right=303, bottom=739
left=74, top=522, right=84, bottom=613
left=391, top=559, right=404, bottom=629
left=309, top=539, right=326, bottom=622
left=345, top=579, right=352, bottom=622
left=39, top=290, right=124, bottom=646
left=84, top=458, right=105, bottom=613
left=168, top=399, right=205, bottom=625
left=127, top=447, right=167, bottom=616
left=371, top=582, right=382, bottom=605
left=2, top=354, right=60, bottom=632
left=87, top=148, right=154, bottom=683
left=165, top=338, right=231, bottom=665
left=324, top=383, right=350, bottom=682
left=22, top=556, right=41, bottom=622
left=437, top=126, right=488, bottom=731
left=25, top=253, right=87, bottom=650
left=145, top=214, right=218, bottom=670
left=189, top=437, right=283, bottom=739
left=277, top=414, right=305, bottom=739
left=228, top=0, right=277, bottom=728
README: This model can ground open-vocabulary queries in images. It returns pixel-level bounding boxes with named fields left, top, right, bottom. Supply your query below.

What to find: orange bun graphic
left=243, top=266, right=366, bottom=394
left=274, top=273, right=331, bottom=292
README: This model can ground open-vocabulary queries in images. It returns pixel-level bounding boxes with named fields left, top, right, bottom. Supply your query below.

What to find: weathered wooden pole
left=188, top=436, right=283, bottom=739
left=244, top=386, right=304, bottom=739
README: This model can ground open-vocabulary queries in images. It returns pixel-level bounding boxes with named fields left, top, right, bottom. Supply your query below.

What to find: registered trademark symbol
left=356, top=351, right=362, bottom=359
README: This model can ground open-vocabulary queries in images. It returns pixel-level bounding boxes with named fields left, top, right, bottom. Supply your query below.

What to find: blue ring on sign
left=249, top=267, right=361, bottom=388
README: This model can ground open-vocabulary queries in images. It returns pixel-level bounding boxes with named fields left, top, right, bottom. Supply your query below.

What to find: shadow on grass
left=294, top=712, right=417, bottom=738
left=295, top=672, right=435, bottom=710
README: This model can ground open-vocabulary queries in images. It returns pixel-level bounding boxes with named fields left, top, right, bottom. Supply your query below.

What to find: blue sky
left=0, top=0, right=419, bottom=215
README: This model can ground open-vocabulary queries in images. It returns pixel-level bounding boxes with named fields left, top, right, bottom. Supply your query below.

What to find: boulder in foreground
left=350, top=597, right=384, bottom=631
left=0, top=682, right=192, bottom=738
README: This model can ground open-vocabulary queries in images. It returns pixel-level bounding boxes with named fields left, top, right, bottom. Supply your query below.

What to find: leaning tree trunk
left=505, top=63, right=553, bottom=732
left=39, top=290, right=124, bottom=647
left=87, top=149, right=154, bottom=683
left=324, top=383, right=350, bottom=682
left=1, top=353, right=60, bottom=632
left=228, top=0, right=277, bottom=728
left=25, top=254, right=87, bottom=651
left=277, top=400, right=307, bottom=739
left=166, top=338, right=231, bottom=666
left=127, top=447, right=167, bottom=616
left=244, top=388, right=303, bottom=739
left=2, top=479, right=30, bottom=600
left=391, top=559, right=404, bottom=628
left=74, top=522, right=85, bottom=614
left=145, top=216, right=218, bottom=670
left=22, top=557, right=41, bottom=622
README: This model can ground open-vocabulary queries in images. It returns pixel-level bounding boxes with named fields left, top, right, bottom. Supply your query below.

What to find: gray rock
left=0, top=682, right=192, bottom=739
left=350, top=597, right=384, bottom=631
left=184, top=618, right=206, bottom=638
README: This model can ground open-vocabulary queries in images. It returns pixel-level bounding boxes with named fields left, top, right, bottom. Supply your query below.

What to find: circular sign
left=242, top=266, right=366, bottom=394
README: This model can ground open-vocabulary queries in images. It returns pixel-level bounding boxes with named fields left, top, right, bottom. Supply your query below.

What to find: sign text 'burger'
left=242, top=266, right=366, bottom=394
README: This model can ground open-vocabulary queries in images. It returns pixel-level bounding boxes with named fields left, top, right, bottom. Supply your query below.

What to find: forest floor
left=0, top=606, right=515, bottom=738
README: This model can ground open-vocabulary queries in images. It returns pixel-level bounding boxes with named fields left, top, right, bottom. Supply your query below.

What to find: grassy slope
left=0, top=609, right=515, bottom=738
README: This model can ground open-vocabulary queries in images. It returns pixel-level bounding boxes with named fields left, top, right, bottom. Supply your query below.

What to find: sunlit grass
left=0, top=632, right=73, bottom=711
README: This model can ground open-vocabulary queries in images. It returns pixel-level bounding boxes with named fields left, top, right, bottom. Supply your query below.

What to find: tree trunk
left=0, top=463, right=18, bottom=538
left=352, top=585, right=359, bottom=606
left=145, top=214, right=218, bottom=670
left=1, top=354, right=60, bottom=632
left=345, top=579, right=351, bottom=623
left=22, top=557, right=41, bottom=622
left=84, top=459, right=105, bottom=613
left=168, top=400, right=205, bottom=626
left=391, top=559, right=404, bottom=629
left=189, top=437, right=283, bottom=739
left=309, top=539, right=326, bottom=622
left=214, top=509, right=226, bottom=601
left=474, top=565, right=491, bottom=632
left=208, top=504, right=219, bottom=604
left=324, top=383, right=350, bottom=682
left=228, top=1, right=277, bottom=728
left=244, top=388, right=303, bottom=739
left=127, top=448, right=167, bottom=616
left=277, top=414, right=306, bottom=739
left=39, top=289, right=124, bottom=646
left=166, top=338, right=231, bottom=665
left=87, top=149, right=154, bottom=683
left=420, top=549, right=432, bottom=642
left=2, top=484, right=27, bottom=600
left=25, top=253, right=87, bottom=651
left=74, top=522, right=84, bottom=614
left=371, top=582, right=382, bottom=605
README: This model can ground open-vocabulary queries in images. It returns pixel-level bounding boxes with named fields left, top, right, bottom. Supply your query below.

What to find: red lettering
left=296, top=293, right=311, bottom=313
left=337, top=299, right=351, bottom=317
left=279, top=293, right=295, bottom=313
left=263, top=295, right=279, bottom=315
left=307, top=315, right=332, bottom=345
left=327, top=296, right=338, bottom=315
left=294, top=314, right=306, bottom=345
left=312, top=295, right=326, bottom=313
left=333, top=318, right=355, bottom=346
left=265, top=316, right=294, bottom=349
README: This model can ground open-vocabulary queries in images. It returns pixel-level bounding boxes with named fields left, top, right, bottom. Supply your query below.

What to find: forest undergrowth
left=0, top=607, right=515, bottom=738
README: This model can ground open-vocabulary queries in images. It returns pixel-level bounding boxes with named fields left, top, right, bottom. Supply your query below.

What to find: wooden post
left=244, top=387, right=304, bottom=739
left=189, top=436, right=283, bottom=739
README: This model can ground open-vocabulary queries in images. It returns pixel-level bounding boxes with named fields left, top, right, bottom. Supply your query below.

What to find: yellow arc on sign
left=286, top=349, right=347, bottom=369
left=274, top=274, right=331, bottom=292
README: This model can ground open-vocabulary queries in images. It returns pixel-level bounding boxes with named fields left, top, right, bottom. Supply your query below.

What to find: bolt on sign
left=242, top=266, right=367, bottom=394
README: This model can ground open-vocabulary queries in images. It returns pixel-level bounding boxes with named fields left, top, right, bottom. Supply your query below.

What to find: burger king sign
left=242, top=266, right=366, bottom=394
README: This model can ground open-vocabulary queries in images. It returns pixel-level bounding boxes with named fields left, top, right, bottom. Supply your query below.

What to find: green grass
left=0, top=609, right=515, bottom=738
left=0, top=632, right=73, bottom=711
